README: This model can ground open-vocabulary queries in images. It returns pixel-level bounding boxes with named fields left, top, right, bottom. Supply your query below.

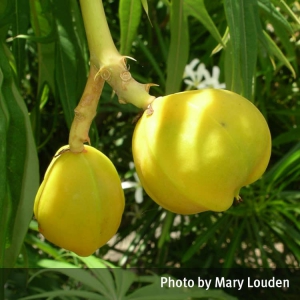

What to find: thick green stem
left=79, top=0, right=119, bottom=67
left=70, top=0, right=156, bottom=152
left=79, top=0, right=155, bottom=109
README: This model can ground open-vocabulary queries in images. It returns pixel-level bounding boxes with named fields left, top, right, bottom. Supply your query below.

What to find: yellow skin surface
left=34, top=145, right=125, bottom=256
left=132, top=89, right=271, bottom=214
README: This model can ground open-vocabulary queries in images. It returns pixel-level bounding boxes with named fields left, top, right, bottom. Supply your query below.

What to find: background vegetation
left=1, top=0, right=300, bottom=299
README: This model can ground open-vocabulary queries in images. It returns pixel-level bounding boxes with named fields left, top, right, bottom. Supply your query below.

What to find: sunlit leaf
left=140, top=0, right=152, bottom=25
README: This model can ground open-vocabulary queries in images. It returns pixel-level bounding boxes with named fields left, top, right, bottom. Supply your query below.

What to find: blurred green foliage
left=1, top=0, right=300, bottom=299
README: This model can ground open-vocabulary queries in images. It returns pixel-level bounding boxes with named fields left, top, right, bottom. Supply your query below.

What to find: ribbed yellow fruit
left=34, top=145, right=124, bottom=256
left=132, top=89, right=271, bottom=214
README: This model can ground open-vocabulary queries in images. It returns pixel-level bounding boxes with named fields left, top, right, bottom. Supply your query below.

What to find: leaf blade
left=119, top=0, right=142, bottom=55
left=184, top=0, right=224, bottom=46
left=165, top=0, right=189, bottom=94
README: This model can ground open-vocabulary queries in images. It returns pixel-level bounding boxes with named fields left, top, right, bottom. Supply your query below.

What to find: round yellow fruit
left=132, top=89, right=271, bottom=214
left=34, top=145, right=125, bottom=256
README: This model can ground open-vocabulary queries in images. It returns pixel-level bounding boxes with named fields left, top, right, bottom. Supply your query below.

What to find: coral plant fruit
left=132, top=89, right=271, bottom=214
left=34, top=145, right=124, bottom=256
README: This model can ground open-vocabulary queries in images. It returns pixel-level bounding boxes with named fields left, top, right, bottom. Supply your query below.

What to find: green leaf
left=250, top=216, right=269, bottom=267
left=271, top=20, right=297, bottom=73
left=184, top=0, right=224, bottom=46
left=19, top=290, right=106, bottom=300
left=119, top=0, right=142, bottom=55
left=182, top=215, right=228, bottom=262
left=262, top=30, right=296, bottom=78
left=269, top=221, right=300, bottom=261
left=240, top=0, right=258, bottom=100
left=29, top=0, right=56, bottom=94
left=223, top=219, right=246, bottom=268
left=0, top=0, right=14, bottom=31
left=29, top=0, right=56, bottom=146
left=42, top=268, right=114, bottom=298
left=258, top=0, right=294, bottom=34
left=224, top=0, right=258, bottom=99
left=140, top=0, right=152, bottom=24
left=223, top=0, right=241, bottom=93
left=165, top=0, right=189, bottom=94
left=264, top=142, right=300, bottom=186
left=0, top=66, right=9, bottom=265
left=25, top=234, right=65, bottom=261
left=136, top=37, right=166, bottom=86
left=113, top=269, right=137, bottom=299
left=126, top=280, right=237, bottom=300
left=37, top=259, right=79, bottom=269
left=211, top=27, right=229, bottom=55
left=77, top=256, right=118, bottom=299
left=0, top=43, right=39, bottom=268
left=272, top=128, right=300, bottom=146
left=258, top=0, right=297, bottom=72
left=54, top=0, right=87, bottom=129
left=271, top=0, right=300, bottom=25
left=11, top=0, right=30, bottom=85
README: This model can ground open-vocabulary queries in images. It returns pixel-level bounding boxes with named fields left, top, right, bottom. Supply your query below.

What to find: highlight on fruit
left=34, top=145, right=125, bottom=256
left=132, top=89, right=272, bottom=215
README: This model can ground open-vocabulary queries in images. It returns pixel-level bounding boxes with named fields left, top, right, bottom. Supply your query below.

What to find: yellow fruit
left=132, top=89, right=271, bottom=214
left=34, top=145, right=124, bottom=256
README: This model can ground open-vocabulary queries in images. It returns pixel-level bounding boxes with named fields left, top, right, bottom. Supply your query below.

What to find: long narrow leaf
left=11, top=0, right=30, bottom=85
left=239, top=0, right=258, bottom=100
left=0, top=43, right=39, bottom=268
left=0, top=66, right=9, bottom=266
left=258, top=0, right=294, bottom=34
left=140, top=0, right=151, bottom=24
left=39, top=268, right=114, bottom=298
left=184, top=0, right=224, bottom=46
left=272, top=0, right=300, bottom=25
left=223, top=219, right=246, bottom=268
left=119, top=0, right=142, bottom=55
left=136, top=37, right=166, bottom=86
left=262, top=30, right=296, bottom=78
left=165, top=0, right=189, bottom=94
left=264, top=142, right=300, bottom=186
left=223, top=0, right=241, bottom=94
left=182, top=215, right=228, bottom=262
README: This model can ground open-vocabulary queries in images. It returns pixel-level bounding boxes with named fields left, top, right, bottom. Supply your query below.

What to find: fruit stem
left=69, top=65, right=104, bottom=153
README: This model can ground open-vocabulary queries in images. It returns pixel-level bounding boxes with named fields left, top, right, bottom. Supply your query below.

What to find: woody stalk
left=69, top=0, right=156, bottom=153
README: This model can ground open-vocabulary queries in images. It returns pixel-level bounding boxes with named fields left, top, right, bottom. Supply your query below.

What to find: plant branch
left=69, top=65, right=104, bottom=153
left=69, top=0, right=156, bottom=152
left=79, top=0, right=119, bottom=67
left=79, top=0, right=155, bottom=109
